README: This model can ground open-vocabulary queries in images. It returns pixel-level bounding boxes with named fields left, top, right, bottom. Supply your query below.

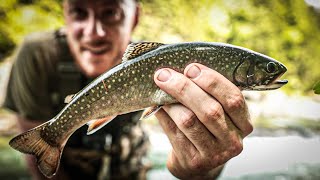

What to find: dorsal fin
left=122, top=42, right=164, bottom=62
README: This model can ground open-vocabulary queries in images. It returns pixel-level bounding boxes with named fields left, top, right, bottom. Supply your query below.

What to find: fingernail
left=157, top=69, right=171, bottom=82
left=186, top=65, right=201, bottom=79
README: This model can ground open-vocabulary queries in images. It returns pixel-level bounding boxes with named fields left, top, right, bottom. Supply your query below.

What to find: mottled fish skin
left=9, top=42, right=287, bottom=178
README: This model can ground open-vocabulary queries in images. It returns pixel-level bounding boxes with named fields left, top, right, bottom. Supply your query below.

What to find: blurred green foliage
left=314, top=81, right=320, bottom=94
left=0, top=0, right=319, bottom=94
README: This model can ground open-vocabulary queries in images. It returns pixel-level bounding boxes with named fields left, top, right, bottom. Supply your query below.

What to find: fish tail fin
left=9, top=121, right=63, bottom=178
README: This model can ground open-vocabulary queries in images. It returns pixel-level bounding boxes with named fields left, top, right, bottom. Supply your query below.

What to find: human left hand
left=153, top=63, right=253, bottom=179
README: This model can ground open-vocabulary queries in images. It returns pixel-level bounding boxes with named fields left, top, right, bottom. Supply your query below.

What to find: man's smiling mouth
left=82, top=46, right=110, bottom=55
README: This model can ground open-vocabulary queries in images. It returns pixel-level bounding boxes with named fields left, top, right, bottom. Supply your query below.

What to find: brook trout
left=9, top=42, right=287, bottom=177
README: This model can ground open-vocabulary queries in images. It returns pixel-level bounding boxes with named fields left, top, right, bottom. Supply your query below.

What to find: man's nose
left=84, top=16, right=106, bottom=37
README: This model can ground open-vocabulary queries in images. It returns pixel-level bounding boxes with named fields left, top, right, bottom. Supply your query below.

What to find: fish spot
left=69, top=115, right=72, bottom=118
left=75, top=110, right=78, bottom=113
left=112, top=79, right=115, bottom=83
left=87, top=104, right=91, bottom=108
left=108, top=85, right=112, bottom=89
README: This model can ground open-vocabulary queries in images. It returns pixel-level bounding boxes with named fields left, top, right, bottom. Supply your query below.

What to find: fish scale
left=9, top=42, right=287, bottom=178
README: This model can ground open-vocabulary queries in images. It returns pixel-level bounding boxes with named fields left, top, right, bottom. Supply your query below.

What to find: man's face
left=64, top=0, right=139, bottom=78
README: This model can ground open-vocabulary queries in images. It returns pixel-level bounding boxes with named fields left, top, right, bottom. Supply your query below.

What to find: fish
left=9, top=42, right=287, bottom=178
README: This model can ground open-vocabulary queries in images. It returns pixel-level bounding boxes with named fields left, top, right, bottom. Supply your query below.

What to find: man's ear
left=132, top=4, right=140, bottom=30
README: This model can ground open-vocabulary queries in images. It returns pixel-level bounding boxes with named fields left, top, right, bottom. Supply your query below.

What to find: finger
left=166, top=150, right=189, bottom=178
left=154, top=68, right=232, bottom=141
left=161, top=104, right=216, bottom=154
left=155, top=108, right=197, bottom=158
left=184, top=63, right=253, bottom=136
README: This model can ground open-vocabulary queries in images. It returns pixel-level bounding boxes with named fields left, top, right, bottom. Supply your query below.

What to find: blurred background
left=0, top=0, right=319, bottom=179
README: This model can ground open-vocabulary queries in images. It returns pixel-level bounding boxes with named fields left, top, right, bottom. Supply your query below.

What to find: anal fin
left=87, top=116, right=117, bottom=135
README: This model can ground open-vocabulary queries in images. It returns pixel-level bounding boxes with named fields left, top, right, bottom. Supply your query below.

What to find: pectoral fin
left=64, top=94, right=75, bottom=104
left=140, top=106, right=162, bottom=120
left=86, top=116, right=117, bottom=135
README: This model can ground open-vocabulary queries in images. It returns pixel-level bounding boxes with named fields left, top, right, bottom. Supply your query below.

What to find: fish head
left=234, top=52, right=288, bottom=90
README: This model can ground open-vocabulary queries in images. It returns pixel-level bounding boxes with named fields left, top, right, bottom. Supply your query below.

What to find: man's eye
left=102, top=8, right=122, bottom=24
left=69, top=8, right=88, bottom=21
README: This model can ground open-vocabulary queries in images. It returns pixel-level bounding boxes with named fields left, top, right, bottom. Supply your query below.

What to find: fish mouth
left=250, top=79, right=288, bottom=91
left=267, top=79, right=288, bottom=89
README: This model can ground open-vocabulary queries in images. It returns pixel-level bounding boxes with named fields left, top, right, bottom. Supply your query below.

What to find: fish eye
left=266, top=62, right=277, bottom=73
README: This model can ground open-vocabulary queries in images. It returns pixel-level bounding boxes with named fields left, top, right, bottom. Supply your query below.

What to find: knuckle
left=226, top=93, right=245, bottom=111
left=174, top=77, right=190, bottom=96
left=167, top=118, right=178, bottom=133
left=228, top=138, right=243, bottom=156
left=203, top=103, right=224, bottom=123
left=206, top=73, right=219, bottom=90
left=210, top=154, right=222, bottom=167
left=189, top=156, right=204, bottom=171
left=178, top=110, right=197, bottom=129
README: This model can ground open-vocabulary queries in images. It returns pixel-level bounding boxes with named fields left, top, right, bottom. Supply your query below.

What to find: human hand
left=154, top=63, right=253, bottom=179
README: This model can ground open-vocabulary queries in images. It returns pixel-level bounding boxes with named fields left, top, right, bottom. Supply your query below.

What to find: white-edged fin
left=86, top=116, right=117, bottom=135
left=140, top=106, right=162, bottom=120
left=64, top=94, right=75, bottom=104
left=122, top=42, right=164, bottom=62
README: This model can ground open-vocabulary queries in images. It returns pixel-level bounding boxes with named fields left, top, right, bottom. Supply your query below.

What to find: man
left=3, top=0, right=253, bottom=179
